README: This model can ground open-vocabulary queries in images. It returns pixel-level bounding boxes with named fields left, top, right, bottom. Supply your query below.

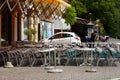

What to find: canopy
left=0, top=0, right=70, bottom=21
left=34, top=0, right=70, bottom=7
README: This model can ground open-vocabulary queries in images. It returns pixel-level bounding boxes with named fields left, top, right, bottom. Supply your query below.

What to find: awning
left=34, top=0, right=70, bottom=7
left=0, top=0, right=70, bottom=21
left=57, top=0, right=71, bottom=7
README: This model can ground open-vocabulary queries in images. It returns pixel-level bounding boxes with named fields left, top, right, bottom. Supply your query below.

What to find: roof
left=55, top=32, right=75, bottom=35
left=34, top=0, right=70, bottom=7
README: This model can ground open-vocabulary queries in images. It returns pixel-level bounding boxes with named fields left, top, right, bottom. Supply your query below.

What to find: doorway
left=1, top=8, right=12, bottom=46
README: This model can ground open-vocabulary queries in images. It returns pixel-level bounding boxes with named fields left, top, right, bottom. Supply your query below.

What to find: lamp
left=86, top=13, right=94, bottom=37
left=95, top=24, right=99, bottom=33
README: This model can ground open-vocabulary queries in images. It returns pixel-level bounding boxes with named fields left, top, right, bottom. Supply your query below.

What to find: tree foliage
left=64, top=6, right=77, bottom=25
left=68, top=0, right=120, bottom=38
left=69, top=0, right=87, bottom=17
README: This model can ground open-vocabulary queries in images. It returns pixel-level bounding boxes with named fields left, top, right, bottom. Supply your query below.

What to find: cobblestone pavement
left=0, top=65, right=120, bottom=80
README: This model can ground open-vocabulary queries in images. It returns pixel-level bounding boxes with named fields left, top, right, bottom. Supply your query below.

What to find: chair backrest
left=95, top=47, right=103, bottom=53
left=65, top=48, right=78, bottom=58
left=106, top=46, right=120, bottom=58
left=108, top=47, right=117, bottom=53
left=95, top=47, right=109, bottom=58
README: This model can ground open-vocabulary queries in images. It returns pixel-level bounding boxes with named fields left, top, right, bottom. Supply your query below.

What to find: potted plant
left=31, top=28, right=37, bottom=42
left=24, top=28, right=37, bottom=43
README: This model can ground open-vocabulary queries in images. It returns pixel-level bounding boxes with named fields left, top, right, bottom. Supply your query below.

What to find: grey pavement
left=0, top=65, right=120, bottom=80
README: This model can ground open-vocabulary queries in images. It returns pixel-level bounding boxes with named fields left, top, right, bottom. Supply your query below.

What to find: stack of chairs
left=64, top=47, right=81, bottom=66
left=17, top=48, right=32, bottom=66
left=106, top=45, right=120, bottom=66
left=7, top=49, right=20, bottom=66
left=15, top=48, right=44, bottom=67
left=29, top=48, right=44, bottom=67
left=0, top=50, right=8, bottom=66
left=0, top=47, right=45, bottom=67
left=94, top=46, right=111, bottom=66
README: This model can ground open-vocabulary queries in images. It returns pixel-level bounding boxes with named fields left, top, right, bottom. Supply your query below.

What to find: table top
left=75, top=47, right=95, bottom=51
left=39, top=48, right=57, bottom=53
left=23, top=44, right=35, bottom=48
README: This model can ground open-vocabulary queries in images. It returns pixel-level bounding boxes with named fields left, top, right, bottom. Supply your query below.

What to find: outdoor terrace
left=0, top=41, right=120, bottom=80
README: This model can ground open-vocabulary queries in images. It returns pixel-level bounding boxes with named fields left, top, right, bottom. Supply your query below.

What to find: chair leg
left=30, top=58, right=36, bottom=67
left=65, top=58, right=69, bottom=66
left=118, top=58, right=120, bottom=63
left=1, top=54, right=6, bottom=66
left=110, top=59, right=114, bottom=66
left=107, top=57, right=112, bottom=66
left=96, top=58, right=100, bottom=66
left=75, top=57, right=79, bottom=66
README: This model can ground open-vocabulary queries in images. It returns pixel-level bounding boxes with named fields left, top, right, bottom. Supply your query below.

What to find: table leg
left=54, top=50, right=56, bottom=67
left=85, top=49, right=97, bottom=72
left=80, top=51, right=88, bottom=66
left=57, top=53, right=61, bottom=65
left=43, top=53, right=48, bottom=66
left=47, top=49, right=63, bottom=73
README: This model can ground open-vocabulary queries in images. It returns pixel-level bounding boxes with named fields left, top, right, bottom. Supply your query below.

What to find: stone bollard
left=4, top=62, right=14, bottom=68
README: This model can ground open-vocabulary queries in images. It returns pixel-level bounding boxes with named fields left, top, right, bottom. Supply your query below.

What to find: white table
left=39, top=48, right=57, bottom=66
left=56, top=48, right=65, bottom=65
left=39, top=47, right=63, bottom=73
left=47, top=48, right=63, bottom=73
left=75, top=47, right=95, bottom=66
left=76, top=47, right=96, bottom=72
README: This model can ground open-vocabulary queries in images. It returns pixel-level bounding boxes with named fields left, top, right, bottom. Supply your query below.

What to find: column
left=0, top=13, right=1, bottom=47
left=18, top=14, right=22, bottom=41
left=34, top=16, right=38, bottom=42
left=11, top=11, right=18, bottom=47
left=21, top=16, right=24, bottom=40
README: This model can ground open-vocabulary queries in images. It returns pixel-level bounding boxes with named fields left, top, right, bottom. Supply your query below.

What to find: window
left=49, top=34, right=61, bottom=39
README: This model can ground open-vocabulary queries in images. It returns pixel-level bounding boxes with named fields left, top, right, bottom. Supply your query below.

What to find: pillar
left=34, top=16, right=38, bottom=42
left=11, top=11, right=18, bottom=47
left=18, top=14, right=22, bottom=41
left=0, top=13, right=1, bottom=47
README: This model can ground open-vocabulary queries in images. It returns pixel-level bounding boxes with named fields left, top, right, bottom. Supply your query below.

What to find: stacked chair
left=106, top=45, right=120, bottom=66
left=0, top=50, right=8, bottom=66
left=94, top=46, right=111, bottom=66
left=29, top=48, right=44, bottom=67
left=64, top=46, right=81, bottom=66
left=0, top=47, right=44, bottom=67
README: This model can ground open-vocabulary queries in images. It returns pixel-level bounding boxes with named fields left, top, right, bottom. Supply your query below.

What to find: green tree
left=107, top=9, right=120, bottom=38
left=69, top=0, right=120, bottom=38
left=69, top=0, right=87, bottom=17
left=64, top=6, right=77, bottom=25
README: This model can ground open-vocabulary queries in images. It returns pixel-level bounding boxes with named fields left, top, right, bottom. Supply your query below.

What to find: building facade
left=0, top=0, right=70, bottom=47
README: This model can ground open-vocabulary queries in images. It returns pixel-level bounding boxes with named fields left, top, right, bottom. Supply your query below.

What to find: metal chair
left=29, top=48, right=44, bottom=66
left=95, top=46, right=111, bottom=66
left=7, top=50, right=19, bottom=66
left=17, top=48, right=31, bottom=66
left=64, top=47, right=80, bottom=66
left=107, top=46, right=120, bottom=66
left=0, top=50, right=8, bottom=66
